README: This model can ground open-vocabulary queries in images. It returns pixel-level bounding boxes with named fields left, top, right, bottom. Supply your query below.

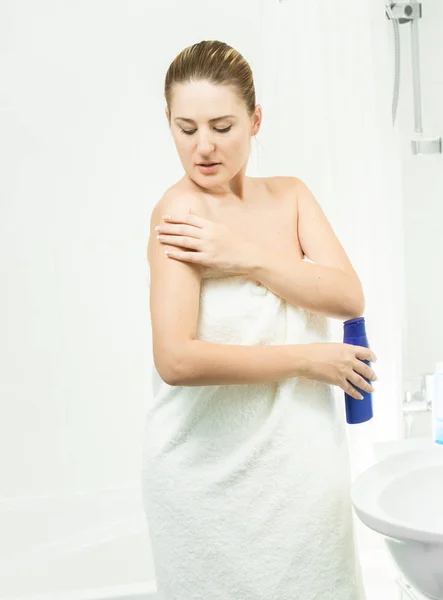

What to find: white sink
left=351, top=441, right=443, bottom=599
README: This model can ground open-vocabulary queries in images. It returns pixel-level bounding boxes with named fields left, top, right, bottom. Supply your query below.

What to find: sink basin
left=351, top=444, right=443, bottom=599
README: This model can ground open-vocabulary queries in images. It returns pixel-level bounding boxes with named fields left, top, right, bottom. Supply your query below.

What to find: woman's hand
left=155, top=210, right=258, bottom=274
left=302, top=343, right=377, bottom=400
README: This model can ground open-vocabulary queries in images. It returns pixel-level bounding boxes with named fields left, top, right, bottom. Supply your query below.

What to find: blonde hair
left=164, top=40, right=256, bottom=119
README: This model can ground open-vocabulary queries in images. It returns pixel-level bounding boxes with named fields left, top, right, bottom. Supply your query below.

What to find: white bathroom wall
left=399, top=0, right=443, bottom=380
left=0, top=0, right=268, bottom=499
left=1, top=0, right=406, bottom=502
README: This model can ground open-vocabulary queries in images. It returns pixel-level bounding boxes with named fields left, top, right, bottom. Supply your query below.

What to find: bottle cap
left=343, top=317, right=367, bottom=340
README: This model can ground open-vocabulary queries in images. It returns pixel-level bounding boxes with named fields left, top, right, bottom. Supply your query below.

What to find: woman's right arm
left=148, top=191, right=377, bottom=399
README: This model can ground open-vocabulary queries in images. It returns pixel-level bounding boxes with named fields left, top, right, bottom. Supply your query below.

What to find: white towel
left=142, top=269, right=366, bottom=600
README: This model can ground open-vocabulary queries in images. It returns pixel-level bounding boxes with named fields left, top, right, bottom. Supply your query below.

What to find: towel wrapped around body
left=142, top=268, right=365, bottom=600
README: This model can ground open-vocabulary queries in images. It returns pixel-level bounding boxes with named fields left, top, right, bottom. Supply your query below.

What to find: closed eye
left=180, top=126, right=232, bottom=135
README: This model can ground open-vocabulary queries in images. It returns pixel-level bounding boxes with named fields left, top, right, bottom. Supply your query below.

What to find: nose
left=196, top=132, right=215, bottom=154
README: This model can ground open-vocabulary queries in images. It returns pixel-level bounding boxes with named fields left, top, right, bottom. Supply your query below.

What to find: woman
left=142, top=40, right=377, bottom=600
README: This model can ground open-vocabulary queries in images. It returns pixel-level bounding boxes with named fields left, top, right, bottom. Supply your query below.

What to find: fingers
left=353, top=359, right=377, bottom=382
left=354, top=346, right=377, bottom=363
left=343, top=354, right=377, bottom=400
left=158, top=235, right=201, bottom=250
left=157, top=223, right=203, bottom=237
left=347, top=371, right=375, bottom=394
left=351, top=346, right=377, bottom=383
left=342, top=381, right=364, bottom=400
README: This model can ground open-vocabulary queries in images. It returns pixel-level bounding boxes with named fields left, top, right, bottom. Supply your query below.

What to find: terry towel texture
left=142, top=269, right=366, bottom=600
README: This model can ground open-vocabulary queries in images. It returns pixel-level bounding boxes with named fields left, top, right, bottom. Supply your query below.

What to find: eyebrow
left=174, top=115, right=236, bottom=124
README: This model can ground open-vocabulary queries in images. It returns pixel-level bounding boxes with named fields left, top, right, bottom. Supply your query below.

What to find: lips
left=197, top=162, right=221, bottom=174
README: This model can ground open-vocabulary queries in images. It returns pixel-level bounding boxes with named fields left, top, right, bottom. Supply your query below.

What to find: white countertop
left=373, top=436, right=437, bottom=461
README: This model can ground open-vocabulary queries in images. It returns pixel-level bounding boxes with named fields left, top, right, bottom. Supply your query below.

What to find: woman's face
left=166, top=79, right=261, bottom=193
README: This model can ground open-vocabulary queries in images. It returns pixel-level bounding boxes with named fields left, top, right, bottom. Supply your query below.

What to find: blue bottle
left=343, top=317, right=374, bottom=424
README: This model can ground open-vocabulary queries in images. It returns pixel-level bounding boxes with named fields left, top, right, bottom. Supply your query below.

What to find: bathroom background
left=1, top=0, right=441, bottom=599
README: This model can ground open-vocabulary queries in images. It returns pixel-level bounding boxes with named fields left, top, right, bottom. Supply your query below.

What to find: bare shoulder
left=269, top=175, right=320, bottom=205
left=264, top=175, right=300, bottom=194
left=147, top=183, right=208, bottom=263
left=262, top=175, right=304, bottom=208
left=153, top=181, right=209, bottom=218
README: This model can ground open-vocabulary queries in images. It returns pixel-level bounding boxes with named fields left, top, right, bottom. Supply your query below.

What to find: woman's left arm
left=250, top=177, right=365, bottom=320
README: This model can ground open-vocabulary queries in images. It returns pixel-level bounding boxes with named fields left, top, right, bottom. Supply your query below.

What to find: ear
left=165, top=107, right=170, bottom=124
left=252, top=105, right=262, bottom=136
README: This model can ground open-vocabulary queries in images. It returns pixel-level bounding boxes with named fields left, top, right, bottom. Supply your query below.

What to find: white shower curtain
left=254, top=0, right=405, bottom=454
left=251, top=4, right=406, bottom=595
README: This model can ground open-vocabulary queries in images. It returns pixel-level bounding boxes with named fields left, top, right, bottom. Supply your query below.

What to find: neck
left=184, top=173, right=253, bottom=202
